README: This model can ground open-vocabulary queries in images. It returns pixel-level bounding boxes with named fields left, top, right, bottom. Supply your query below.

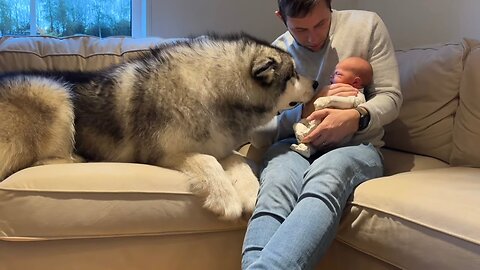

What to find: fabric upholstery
left=383, top=41, right=466, bottom=162
left=0, top=163, right=246, bottom=240
left=451, top=39, right=480, bottom=166
left=335, top=167, right=480, bottom=269
left=0, top=35, right=167, bottom=72
left=0, top=231, right=245, bottom=270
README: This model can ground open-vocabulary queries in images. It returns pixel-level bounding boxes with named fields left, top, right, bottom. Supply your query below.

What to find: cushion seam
left=395, top=42, right=461, bottom=52
left=0, top=187, right=193, bottom=195
left=333, top=238, right=403, bottom=269
left=0, top=49, right=151, bottom=59
left=0, top=227, right=246, bottom=242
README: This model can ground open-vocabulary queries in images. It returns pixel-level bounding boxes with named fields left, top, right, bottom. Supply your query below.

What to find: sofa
left=0, top=35, right=479, bottom=270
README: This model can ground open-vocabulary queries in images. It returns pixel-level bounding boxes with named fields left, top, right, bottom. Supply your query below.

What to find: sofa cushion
left=0, top=35, right=168, bottom=72
left=0, top=163, right=245, bottom=241
left=384, top=41, right=467, bottom=162
left=337, top=167, right=480, bottom=269
left=380, top=147, right=449, bottom=176
left=450, top=39, right=480, bottom=167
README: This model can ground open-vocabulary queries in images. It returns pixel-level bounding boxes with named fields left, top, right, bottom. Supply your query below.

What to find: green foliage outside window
left=0, top=0, right=131, bottom=37
left=0, top=0, right=30, bottom=36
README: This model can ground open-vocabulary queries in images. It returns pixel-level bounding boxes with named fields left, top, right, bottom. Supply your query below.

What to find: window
left=0, top=0, right=146, bottom=37
left=0, top=0, right=31, bottom=36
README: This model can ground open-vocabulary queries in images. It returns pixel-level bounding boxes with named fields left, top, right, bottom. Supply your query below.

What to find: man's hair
left=277, top=0, right=332, bottom=22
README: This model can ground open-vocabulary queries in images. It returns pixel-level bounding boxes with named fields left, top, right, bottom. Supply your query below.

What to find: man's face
left=282, top=2, right=331, bottom=52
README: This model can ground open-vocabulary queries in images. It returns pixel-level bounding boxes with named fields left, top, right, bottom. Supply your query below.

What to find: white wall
left=147, top=0, right=480, bottom=49
left=147, top=0, right=360, bottom=43
left=148, top=0, right=284, bottom=42
left=338, top=0, right=480, bottom=49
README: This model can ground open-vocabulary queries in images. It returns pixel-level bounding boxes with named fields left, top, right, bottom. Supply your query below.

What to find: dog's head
left=251, top=45, right=317, bottom=113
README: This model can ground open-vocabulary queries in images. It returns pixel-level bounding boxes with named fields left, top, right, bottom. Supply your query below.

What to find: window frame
left=132, top=0, right=147, bottom=38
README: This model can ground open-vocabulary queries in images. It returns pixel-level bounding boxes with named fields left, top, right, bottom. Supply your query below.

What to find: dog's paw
left=229, top=165, right=259, bottom=218
left=237, top=180, right=259, bottom=217
left=203, top=191, right=243, bottom=220
left=219, top=154, right=260, bottom=218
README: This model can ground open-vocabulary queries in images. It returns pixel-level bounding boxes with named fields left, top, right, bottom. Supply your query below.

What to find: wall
left=340, top=0, right=480, bottom=49
left=148, top=0, right=283, bottom=42
left=148, top=0, right=359, bottom=43
left=148, top=0, right=480, bottom=49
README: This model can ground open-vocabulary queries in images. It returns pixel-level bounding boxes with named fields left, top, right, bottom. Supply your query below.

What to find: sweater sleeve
left=358, top=13, right=402, bottom=134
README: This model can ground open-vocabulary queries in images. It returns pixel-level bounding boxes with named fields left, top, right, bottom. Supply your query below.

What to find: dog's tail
left=0, top=75, right=76, bottom=180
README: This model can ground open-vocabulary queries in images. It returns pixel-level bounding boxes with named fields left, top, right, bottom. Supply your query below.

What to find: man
left=242, top=1, right=402, bottom=269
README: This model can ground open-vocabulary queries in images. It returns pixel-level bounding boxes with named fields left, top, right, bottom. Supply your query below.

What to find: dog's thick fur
left=0, top=33, right=315, bottom=220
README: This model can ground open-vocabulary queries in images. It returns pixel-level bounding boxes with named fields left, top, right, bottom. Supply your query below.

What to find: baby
left=291, top=56, right=373, bottom=158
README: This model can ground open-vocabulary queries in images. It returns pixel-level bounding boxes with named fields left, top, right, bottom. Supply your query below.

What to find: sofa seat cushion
left=337, top=167, right=480, bottom=269
left=0, top=163, right=245, bottom=241
left=380, top=147, right=449, bottom=176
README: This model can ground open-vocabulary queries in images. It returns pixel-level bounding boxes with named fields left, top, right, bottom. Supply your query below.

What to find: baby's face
left=330, top=66, right=356, bottom=85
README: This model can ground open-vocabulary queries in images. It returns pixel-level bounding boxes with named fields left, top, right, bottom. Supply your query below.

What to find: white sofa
left=0, top=35, right=479, bottom=270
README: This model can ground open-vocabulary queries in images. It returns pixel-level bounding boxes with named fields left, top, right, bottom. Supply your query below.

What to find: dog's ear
left=252, top=56, right=279, bottom=85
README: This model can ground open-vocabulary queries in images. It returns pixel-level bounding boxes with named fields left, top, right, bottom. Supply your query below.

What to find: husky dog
left=0, top=33, right=316, bottom=220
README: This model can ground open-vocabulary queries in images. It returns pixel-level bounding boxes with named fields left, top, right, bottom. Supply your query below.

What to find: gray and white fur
left=0, top=33, right=316, bottom=220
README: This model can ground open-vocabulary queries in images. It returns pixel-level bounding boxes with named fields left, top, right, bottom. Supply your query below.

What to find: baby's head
left=330, top=57, right=373, bottom=89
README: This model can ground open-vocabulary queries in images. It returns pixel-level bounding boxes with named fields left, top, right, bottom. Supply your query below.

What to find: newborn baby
left=291, top=56, right=373, bottom=158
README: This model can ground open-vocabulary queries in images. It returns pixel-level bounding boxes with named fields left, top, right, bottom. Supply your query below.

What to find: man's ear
left=275, top=10, right=282, bottom=20
left=252, top=56, right=278, bottom=85
left=275, top=10, right=286, bottom=25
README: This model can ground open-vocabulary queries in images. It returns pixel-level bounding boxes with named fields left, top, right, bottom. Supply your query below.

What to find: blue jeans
left=241, top=138, right=383, bottom=270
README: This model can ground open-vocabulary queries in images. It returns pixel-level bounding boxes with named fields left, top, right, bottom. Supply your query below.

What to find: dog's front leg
left=219, top=152, right=260, bottom=218
left=163, top=153, right=243, bottom=220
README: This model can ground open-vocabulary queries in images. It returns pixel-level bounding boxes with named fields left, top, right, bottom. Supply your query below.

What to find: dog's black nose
left=312, top=81, right=319, bottom=90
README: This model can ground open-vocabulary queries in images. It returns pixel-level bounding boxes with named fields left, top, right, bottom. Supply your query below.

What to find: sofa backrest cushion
left=0, top=35, right=168, bottom=72
left=384, top=41, right=468, bottom=163
left=450, top=39, right=480, bottom=167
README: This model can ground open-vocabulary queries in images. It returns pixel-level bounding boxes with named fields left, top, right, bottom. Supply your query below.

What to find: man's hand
left=302, top=108, right=360, bottom=148
left=300, top=83, right=361, bottom=148
left=302, top=83, right=360, bottom=118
